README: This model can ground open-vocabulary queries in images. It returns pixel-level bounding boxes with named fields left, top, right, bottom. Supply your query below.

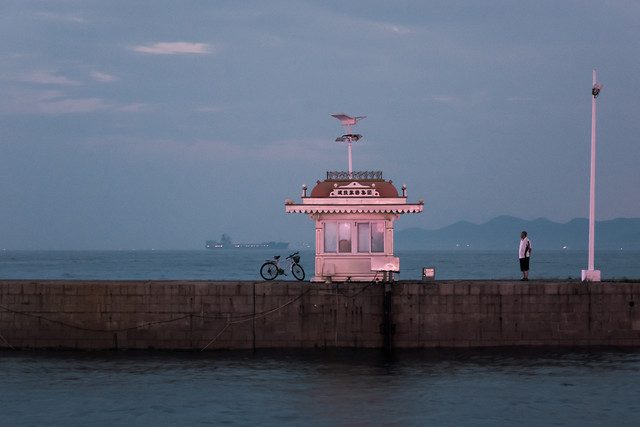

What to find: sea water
left=0, top=249, right=638, bottom=281
left=1, top=250, right=639, bottom=425
left=1, top=348, right=640, bottom=425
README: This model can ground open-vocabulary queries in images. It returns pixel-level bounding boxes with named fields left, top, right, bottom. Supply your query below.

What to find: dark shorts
left=519, top=257, right=530, bottom=271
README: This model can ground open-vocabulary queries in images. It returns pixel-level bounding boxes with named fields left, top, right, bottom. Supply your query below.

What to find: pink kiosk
left=285, top=114, right=423, bottom=282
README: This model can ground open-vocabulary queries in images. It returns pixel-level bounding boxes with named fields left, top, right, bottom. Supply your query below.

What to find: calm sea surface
left=0, top=249, right=638, bottom=281
left=1, top=348, right=640, bottom=426
left=1, top=250, right=639, bottom=425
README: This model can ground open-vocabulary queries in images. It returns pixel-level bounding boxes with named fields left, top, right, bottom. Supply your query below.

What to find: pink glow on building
left=286, top=116, right=423, bottom=282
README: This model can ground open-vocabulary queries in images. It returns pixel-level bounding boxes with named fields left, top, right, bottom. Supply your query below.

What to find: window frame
left=323, top=220, right=385, bottom=254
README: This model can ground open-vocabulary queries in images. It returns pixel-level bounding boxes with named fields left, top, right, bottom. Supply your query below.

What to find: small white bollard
left=422, top=267, right=435, bottom=282
left=581, top=269, right=601, bottom=282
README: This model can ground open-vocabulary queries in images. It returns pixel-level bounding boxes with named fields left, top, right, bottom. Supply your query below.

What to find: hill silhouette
left=395, top=216, right=640, bottom=250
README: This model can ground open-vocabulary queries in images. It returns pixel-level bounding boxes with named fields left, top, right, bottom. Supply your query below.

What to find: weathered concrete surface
left=0, top=280, right=639, bottom=350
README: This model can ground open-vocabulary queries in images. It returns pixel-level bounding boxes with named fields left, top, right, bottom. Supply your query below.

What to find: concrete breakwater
left=0, top=280, right=639, bottom=350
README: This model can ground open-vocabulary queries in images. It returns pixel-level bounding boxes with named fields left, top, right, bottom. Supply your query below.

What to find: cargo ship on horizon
left=206, top=234, right=289, bottom=250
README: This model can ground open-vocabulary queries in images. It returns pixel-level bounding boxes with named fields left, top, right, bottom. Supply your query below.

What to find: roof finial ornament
left=331, top=113, right=366, bottom=179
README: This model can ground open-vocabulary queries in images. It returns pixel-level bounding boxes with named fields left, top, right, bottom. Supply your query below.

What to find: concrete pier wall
left=0, top=280, right=639, bottom=350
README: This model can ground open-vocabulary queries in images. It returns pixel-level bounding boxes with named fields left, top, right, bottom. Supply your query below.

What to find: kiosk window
left=324, top=222, right=337, bottom=253
left=338, top=222, right=351, bottom=253
left=371, top=222, right=384, bottom=253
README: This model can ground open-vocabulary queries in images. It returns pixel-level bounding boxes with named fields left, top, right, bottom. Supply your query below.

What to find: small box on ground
left=422, top=267, right=435, bottom=282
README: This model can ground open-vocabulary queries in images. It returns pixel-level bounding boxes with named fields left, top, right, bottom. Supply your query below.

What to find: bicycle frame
left=275, top=256, right=295, bottom=274
left=260, top=251, right=305, bottom=281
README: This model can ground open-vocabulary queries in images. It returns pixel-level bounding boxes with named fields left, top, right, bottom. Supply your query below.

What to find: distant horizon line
left=2, top=216, right=637, bottom=252
left=399, top=215, right=640, bottom=231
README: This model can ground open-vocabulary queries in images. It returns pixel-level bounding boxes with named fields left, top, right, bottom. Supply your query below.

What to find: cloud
left=37, top=97, right=111, bottom=114
left=119, top=103, right=148, bottom=112
left=36, top=12, right=85, bottom=23
left=87, top=136, right=336, bottom=166
left=372, top=22, right=412, bottom=36
left=19, top=70, right=83, bottom=86
left=0, top=87, right=114, bottom=115
left=133, top=42, right=212, bottom=55
left=431, top=91, right=490, bottom=108
left=91, top=70, right=117, bottom=83
left=195, top=106, right=225, bottom=113
left=433, top=96, right=456, bottom=103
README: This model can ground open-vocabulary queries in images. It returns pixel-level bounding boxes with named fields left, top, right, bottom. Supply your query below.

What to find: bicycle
left=260, top=251, right=305, bottom=281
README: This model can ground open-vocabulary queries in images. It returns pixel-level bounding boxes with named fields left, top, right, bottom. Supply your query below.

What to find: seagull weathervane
left=331, top=113, right=366, bottom=178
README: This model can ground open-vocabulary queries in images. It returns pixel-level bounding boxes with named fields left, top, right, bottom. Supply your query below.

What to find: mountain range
left=395, top=216, right=640, bottom=250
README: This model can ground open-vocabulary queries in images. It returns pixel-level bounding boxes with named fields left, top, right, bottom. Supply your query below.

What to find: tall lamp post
left=582, top=69, right=602, bottom=282
left=332, top=114, right=366, bottom=178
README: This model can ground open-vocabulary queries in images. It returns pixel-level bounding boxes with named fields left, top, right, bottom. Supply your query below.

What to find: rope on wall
left=0, top=283, right=381, bottom=350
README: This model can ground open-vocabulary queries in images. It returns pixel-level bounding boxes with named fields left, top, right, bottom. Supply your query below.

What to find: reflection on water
left=1, top=348, right=639, bottom=425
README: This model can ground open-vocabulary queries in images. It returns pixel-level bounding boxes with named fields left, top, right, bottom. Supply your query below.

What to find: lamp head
left=592, top=83, right=602, bottom=98
left=335, top=134, right=362, bottom=142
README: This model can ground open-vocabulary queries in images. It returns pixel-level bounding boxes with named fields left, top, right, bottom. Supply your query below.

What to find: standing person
left=519, top=231, right=532, bottom=281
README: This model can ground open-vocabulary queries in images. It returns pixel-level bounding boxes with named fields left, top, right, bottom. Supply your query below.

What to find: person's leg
left=519, top=258, right=526, bottom=280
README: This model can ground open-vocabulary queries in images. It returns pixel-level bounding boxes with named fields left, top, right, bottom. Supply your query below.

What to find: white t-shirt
left=519, top=237, right=531, bottom=259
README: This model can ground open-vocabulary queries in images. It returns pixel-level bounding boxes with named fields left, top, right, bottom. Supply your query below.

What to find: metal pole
left=588, top=69, right=597, bottom=271
left=346, top=123, right=353, bottom=179
left=348, top=139, right=353, bottom=178
left=583, top=69, right=601, bottom=282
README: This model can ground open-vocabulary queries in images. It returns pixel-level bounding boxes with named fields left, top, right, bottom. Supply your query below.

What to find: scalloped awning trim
left=285, top=204, right=423, bottom=214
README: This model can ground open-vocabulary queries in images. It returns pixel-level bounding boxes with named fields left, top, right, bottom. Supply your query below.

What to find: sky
left=1, top=0, right=639, bottom=250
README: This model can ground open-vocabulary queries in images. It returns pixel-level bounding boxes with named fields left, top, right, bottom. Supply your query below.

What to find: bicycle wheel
left=291, top=263, right=305, bottom=281
left=260, top=262, right=278, bottom=280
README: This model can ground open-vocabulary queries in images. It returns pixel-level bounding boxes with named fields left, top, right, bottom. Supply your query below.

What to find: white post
left=348, top=139, right=353, bottom=178
left=588, top=69, right=596, bottom=271
left=346, top=123, right=353, bottom=179
left=582, top=69, right=601, bottom=282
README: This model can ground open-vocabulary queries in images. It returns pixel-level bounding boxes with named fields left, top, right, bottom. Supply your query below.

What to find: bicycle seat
left=274, top=256, right=280, bottom=260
